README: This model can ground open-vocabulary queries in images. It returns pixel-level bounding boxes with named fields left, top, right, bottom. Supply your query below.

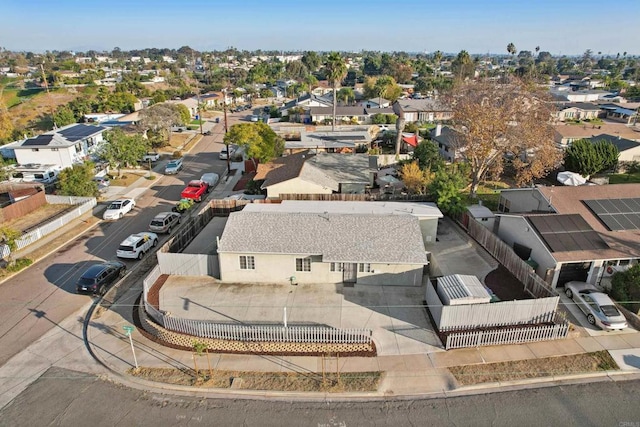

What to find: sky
left=2, top=0, right=639, bottom=56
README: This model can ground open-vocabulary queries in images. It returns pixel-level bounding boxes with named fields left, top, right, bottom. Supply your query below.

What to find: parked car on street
left=219, top=146, right=235, bottom=160
left=142, top=152, right=161, bottom=162
left=200, top=172, right=220, bottom=190
left=76, top=261, right=126, bottom=295
left=149, top=212, right=181, bottom=234
left=565, top=281, right=628, bottom=330
left=180, top=180, right=209, bottom=202
left=164, top=158, right=183, bottom=175
left=116, top=232, right=158, bottom=260
left=102, top=198, right=135, bottom=220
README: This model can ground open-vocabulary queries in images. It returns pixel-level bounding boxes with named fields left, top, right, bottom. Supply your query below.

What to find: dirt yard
left=484, top=265, right=532, bottom=300
left=4, top=203, right=72, bottom=233
left=449, top=351, right=618, bottom=386
left=129, top=366, right=381, bottom=392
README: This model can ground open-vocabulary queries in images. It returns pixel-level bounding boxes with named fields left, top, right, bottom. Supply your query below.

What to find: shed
left=435, top=274, right=492, bottom=306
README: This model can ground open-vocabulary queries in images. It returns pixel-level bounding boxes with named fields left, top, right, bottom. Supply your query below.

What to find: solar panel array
left=528, top=214, right=609, bottom=253
left=22, top=135, right=54, bottom=146
left=583, top=198, right=640, bottom=231
left=58, top=125, right=105, bottom=142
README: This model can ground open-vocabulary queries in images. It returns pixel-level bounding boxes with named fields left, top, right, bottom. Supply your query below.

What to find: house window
left=498, top=197, right=510, bottom=213
left=239, top=255, right=255, bottom=270
left=358, top=263, right=371, bottom=273
left=31, top=148, right=39, bottom=152
left=296, top=257, right=311, bottom=272
left=75, top=143, right=82, bottom=153
left=330, top=263, right=344, bottom=272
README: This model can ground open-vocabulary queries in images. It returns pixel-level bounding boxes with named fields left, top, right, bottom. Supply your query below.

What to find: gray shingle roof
left=218, top=212, right=428, bottom=265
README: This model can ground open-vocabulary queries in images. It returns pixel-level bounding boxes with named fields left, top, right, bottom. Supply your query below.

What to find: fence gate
left=343, top=263, right=357, bottom=284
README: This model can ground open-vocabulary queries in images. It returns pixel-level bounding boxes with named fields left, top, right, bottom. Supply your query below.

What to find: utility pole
left=192, top=53, right=204, bottom=135
left=223, top=88, right=231, bottom=176
left=40, top=63, right=57, bottom=129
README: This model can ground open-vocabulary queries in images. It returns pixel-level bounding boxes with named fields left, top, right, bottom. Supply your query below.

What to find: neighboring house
left=430, top=124, right=462, bottom=162
left=3, top=123, right=109, bottom=169
left=217, top=202, right=432, bottom=286
left=278, top=94, right=333, bottom=117
left=598, top=103, right=640, bottom=125
left=309, top=106, right=373, bottom=124
left=550, top=88, right=613, bottom=102
left=495, top=185, right=640, bottom=288
left=283, top=130, right=371, bottom=154
left=199, top=92, right=221, bottom=108
left=585, top=134, right=640, bottom=163
left=393, top=98, right=453, bottom=123
left=553, top=102, right=601, bottom=122
left=254, top=151, right=373, bottom=198
left=553, top=123, right=640, bottom=148
left=168, top=98, right=198, bottom=118
left=362, top=98, right=391, bottom=108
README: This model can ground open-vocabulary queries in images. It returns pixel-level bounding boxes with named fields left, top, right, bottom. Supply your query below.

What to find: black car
left=76, top=261, right=126, bottom=295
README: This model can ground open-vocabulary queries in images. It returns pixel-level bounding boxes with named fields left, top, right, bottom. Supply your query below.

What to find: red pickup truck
left=180, top=180, right=209, bottom=202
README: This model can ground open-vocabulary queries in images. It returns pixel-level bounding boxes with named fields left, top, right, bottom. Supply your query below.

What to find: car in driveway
left=103, top=198, right=135, bottom=220
left=116, top=232, right=158, bottom=260
left=93, top=176, right=110, bottom=193
left=219, top=146, right=235, bottom=160
left=565, top=281, right=628, bottom=330
left=76, top=261, right=126, bottom=295
left=149, top=212, right=181, bottom=234
left=164, top=158, right=183, bottom=174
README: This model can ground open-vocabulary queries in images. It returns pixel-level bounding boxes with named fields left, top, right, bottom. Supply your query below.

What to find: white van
left=10, top=164, right=60, bottom=184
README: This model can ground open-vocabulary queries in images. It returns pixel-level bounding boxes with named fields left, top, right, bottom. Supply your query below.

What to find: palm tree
left=324, top=52, right=347, bottom=132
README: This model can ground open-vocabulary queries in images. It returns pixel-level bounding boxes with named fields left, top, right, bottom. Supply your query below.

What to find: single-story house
left=553, top=102, right=601, bottom=122
left=553, top=123, right=640, bottom=148
left=2, top=123, right=109, bottom=169
left=598, top=103, right=639, bottom=125
left=278, top=94, right=333, bottom=117
left=217, top=203, right=431, bottom=286
left=283, top=130, right=371, bottom=154
left=495, top=185, right=640, bottom=287
left=168, top=98, right=198, bottom=118
left=254, top=151, right=373, bottom=198
left=393, top=98, right=453, bottom=123
left=585, top=134, right=640, bottom=162
left=309, top=106, right=389, bottom=125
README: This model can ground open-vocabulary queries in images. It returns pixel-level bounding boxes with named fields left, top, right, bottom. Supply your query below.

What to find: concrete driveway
left=159, top=277, right=444, bottom=356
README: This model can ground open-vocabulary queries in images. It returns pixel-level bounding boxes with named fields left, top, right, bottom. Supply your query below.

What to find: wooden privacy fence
left=162, top=316, right=372, bottom=344
left=466, top=218, right=558, bottom=298
left=445, top=321, right=569, bottom=350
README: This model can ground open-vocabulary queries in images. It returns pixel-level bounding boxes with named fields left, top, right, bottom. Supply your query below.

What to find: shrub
left=172, top=150, right=183, bottom=159
left=5, top=258, right=33, bottom=272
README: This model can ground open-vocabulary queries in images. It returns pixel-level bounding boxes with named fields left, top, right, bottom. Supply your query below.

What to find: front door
left=343, top=263, right=357, bottom=284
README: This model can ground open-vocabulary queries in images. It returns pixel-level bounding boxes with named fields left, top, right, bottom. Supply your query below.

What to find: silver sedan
left=565, top=281, right=628, bottom=331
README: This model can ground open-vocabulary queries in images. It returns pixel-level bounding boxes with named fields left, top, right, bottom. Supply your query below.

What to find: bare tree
left=446, top=78, right=562, bottom=196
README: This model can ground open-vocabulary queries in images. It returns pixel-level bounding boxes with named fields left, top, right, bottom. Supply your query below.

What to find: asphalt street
left=2, top=366, right=640, bottom=427
left=0, top=114, right=244, bottom=366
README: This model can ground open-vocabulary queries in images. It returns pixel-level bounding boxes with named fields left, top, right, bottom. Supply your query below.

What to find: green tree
left=101, top=129, right=150, bottom=176
left=564, top=139, right=619, bottom=177
left=0, top=95, right=14, bottom=143
left=400, top=161, right=433, bottom=195
left=175, top=103, right=191, bottom=125
left=138, top=102, right=181, bottom=145
left=301, top=51, right=321, bottom=72
left=413, top=141, right=443, bottom=170
left=0, top=226, right=21, bottom=264
left=223, top=122, right=284, bottom=164
left=610, top=263, right=640, bottom=312
left=363, top=75, right=402, bottom=103
left=56, top=162, right=98, bottom=197
left=53, top=106, right=77, bottom=127
left=451, top=50, right=475, bottom=81
left=429, top=165, right=467, bottom=216
left=324, top=52, right=347, bottom=132
left=337, top=87, right=354, bottom=105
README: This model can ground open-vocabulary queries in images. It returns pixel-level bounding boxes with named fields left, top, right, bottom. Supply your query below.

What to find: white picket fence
left=445, top=322, right=569, bottom=350
left=14, top=196, right=96, bottom=251
left=162, top=315, right=372, bottom=344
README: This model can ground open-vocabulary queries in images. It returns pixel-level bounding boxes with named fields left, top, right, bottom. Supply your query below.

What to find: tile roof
left=586, top=134, right=640, bottom=152
left=254, top=150, right=310, bottom=185
left=394, top=98, right=451, bottom=112
left=218, top=211, right=429, bottom=264
left=243, top=200, right=443, bottom=218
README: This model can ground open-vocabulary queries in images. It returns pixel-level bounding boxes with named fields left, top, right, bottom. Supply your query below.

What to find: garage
left=557, top=262, right=591, bottom=286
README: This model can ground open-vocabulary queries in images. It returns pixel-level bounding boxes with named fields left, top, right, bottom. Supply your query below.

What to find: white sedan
left=565, top=281, right=628, bottom=331
left=103, top=198, right=136, bottom=220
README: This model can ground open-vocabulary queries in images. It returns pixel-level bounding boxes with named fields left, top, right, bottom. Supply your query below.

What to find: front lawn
left=608, top=173, right=640, bottom=184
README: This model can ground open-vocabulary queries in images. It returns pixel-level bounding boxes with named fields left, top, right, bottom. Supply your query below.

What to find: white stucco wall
left=15, top=147, right=75, bottom=169
left=494, top=215, right=557, bottom=281
left=219, top=252, right=424, bottom=286
left=619, top=145, right=640, bottom=162
left=418, top=218, right=438, bottom=246
left=266, top=178, right=332, bottom=198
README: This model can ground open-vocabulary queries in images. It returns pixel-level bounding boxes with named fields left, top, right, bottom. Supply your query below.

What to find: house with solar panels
left=495, top=185, right=640, bottom=288
left=5, top=123, right=109, bottom=170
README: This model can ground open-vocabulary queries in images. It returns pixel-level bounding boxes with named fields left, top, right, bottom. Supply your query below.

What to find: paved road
left=2, top=367, right=640, bottom=426
left=0, top=114, right=245, bottom=366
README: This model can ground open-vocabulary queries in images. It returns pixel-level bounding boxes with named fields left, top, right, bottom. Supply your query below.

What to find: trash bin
left=215, top=117, right=220, bottom=123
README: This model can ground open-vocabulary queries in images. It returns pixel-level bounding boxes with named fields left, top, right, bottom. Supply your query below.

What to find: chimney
left=435, top=123, right=442, bottom=137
